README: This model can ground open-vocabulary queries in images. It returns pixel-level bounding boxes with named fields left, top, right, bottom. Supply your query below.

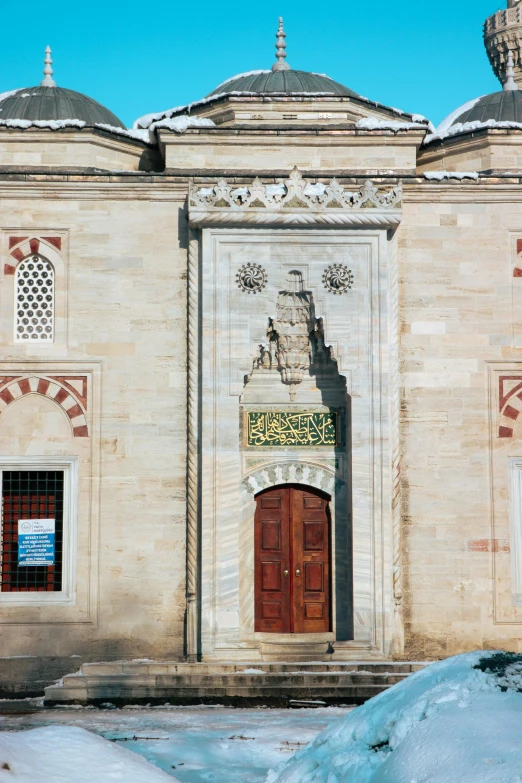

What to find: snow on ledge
left=0, top=115, right=215, bottom=144
left=424, top=170, right=480, bottom=181
left=0, top=118, right=86, bottom=130
left=425, top=118, right=522, bottom=144
left=95, top=124, right=154, bottom=143
left=150, top=116, right=216, bottom=133
left=356, top=117, right=429, bottom=132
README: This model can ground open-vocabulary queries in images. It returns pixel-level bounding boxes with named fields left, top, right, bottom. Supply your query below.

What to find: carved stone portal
left=243, top=270, right=340, bottom=402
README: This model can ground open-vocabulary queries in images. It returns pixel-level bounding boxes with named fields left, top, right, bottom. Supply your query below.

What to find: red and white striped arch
left=499, top=375, right=522, bottom=437
left=0, top=375, right=88, bottom=437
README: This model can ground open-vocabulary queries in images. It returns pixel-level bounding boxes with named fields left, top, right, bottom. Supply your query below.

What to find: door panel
left=292, top=488, right=331, bottom=633
left=254, top=488, right=291, bottom=632
left=255, top=485, right=331, bottom=634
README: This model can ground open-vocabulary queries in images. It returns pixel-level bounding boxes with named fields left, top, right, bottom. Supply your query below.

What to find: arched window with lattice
left=14, top=255, right=55, bottom=342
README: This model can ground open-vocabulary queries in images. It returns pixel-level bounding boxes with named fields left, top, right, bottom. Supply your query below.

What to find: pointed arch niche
left=1, top=234, right=67, bottom=348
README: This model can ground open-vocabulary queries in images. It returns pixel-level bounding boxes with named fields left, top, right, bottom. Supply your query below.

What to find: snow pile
left=265, top=651, right=522, bottom=783
left=424, top=170, right=480, bottom=181
left=426, top=117, right=522, bottom=144
left=355, top=117, right=428, bottom=132
left=0, top=119, right=86, bottom=130
left=0, top=725, right=177, bottom=782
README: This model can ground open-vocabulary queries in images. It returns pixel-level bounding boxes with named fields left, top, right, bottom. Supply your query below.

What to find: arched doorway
left=254, top=484, right=331, bottom=633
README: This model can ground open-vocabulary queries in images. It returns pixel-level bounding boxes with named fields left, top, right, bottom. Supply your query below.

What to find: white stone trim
left=190, top=210, right=402, bottom=228
left=0, top=456, right=78, bottom=606
left=509, top=457, right=522, bottom=604
left=242, top=461, right=339, bottom=496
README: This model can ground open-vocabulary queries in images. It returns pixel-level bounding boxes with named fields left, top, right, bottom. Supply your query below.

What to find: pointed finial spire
left=40, top=46, right=56, bottom=88
left=504, top=50, right=518, bottom=91
left=272, top=17, right=290, bottom=72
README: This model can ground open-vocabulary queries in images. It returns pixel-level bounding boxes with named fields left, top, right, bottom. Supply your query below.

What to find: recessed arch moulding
left=188, top=177, right=401, bottom=661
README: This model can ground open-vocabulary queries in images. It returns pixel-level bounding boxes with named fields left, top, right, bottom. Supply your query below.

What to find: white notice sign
left=18, top=519, right=55, bottom=566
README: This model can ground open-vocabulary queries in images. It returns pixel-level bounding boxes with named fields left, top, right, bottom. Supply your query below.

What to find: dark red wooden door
left=255, top=485, right=331, bottom=633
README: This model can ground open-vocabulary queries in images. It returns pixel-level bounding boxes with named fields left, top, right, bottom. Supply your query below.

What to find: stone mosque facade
left=3, top=7, right=522, bottom=692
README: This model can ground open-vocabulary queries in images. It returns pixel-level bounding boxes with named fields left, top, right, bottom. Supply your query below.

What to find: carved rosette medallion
left=236, top=263, right=268, bottom=294
left=322, top=264, right=354, bottom=294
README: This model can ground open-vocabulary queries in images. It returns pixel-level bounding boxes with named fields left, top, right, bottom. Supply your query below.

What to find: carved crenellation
left=190, top=168, right=402, bottom=214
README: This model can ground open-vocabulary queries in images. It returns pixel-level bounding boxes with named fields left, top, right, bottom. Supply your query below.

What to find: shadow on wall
left=310, top=344, right=353, bottom=643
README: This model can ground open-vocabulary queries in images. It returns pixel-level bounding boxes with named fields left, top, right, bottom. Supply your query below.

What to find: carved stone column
left=186, top=229, right=200, bottom=661
left=389, top=232, right=405, bottom=657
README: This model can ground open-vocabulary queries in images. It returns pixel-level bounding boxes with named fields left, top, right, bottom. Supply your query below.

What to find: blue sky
left=4, top=0, right=503, bottom=128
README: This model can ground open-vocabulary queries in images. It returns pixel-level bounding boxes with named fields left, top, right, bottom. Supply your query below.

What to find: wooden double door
left=254, top=485, right=331, bottom=633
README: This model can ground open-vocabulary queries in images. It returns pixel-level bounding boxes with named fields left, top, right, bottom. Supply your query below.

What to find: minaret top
left=272, top=17, right=290, bottom=72
left=40, top=46, right=56, bottom=88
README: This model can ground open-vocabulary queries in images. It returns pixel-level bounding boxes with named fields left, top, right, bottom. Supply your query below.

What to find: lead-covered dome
left=0, top=47, right=125, bottom=129
left=0, top=86, right=125, bottom=128
left=209, top=69, right=358, bottom=97
left=208, top=18, right=359, bottom=99
left=451, top=90, right=522, bottom=125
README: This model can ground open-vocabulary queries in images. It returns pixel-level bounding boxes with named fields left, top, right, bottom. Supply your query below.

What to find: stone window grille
left=14, top=255, right=55, bottom=342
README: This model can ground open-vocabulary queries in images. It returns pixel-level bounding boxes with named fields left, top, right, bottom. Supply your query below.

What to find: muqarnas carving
left=250, top=270, right=338, bottom=400
left=322, top=263, right=353, bottom=294
left=236, top=263, right=268, bottom=294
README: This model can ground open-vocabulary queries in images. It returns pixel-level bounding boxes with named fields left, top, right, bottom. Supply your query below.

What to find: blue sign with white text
left=18, top=519, right=55, bottom=567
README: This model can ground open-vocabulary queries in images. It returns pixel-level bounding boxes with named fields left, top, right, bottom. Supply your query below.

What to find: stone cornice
left=188, top=167, right=403, bottom=227
left=158, top=127, right=425, bottom=146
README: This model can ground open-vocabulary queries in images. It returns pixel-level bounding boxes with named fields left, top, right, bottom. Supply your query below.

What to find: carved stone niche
left=241, top=270, right=345, bottom=406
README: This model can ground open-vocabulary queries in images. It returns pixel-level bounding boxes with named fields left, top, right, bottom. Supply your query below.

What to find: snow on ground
left=0, top=705, right=352, bottom=783
left=0, top=725, right=177, bottom=782
left=266, top=651, right=522, bottom=783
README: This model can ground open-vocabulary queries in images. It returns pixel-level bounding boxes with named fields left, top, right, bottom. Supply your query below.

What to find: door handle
left=295, top=569, right=301, bottom=576
left=283, top=570, right=289, bottom=577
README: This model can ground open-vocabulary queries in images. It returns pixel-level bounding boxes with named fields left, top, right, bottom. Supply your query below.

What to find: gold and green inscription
left=247, top=411, right=337, bottom=447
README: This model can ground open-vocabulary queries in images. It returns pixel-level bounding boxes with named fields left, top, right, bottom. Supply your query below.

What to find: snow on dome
left=212, top=69, right=271, bottom=92
left=435, top=96, right=485, bottom=137
left=266, top=651, right=522, bottom=783
left=425, top=91, right=522, bottom=144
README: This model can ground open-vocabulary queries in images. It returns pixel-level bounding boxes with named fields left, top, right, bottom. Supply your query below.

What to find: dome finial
left=41, top=46, right=56, bottom=88
left=504, top=51, right=519, bottom=91
left=272, top=17, right=290, bottom=72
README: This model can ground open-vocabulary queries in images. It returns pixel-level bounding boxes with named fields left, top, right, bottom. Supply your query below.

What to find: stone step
left=77, top=661, right=425, bottom=676
left=45, top=660, right=429, bottom=706
left=61, top=672, right=409, bottom=689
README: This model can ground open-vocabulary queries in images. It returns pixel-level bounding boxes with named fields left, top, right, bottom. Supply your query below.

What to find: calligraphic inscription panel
left=247, top=411, right=337, bottom=447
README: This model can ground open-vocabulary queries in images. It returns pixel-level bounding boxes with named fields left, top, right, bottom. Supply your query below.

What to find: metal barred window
left=1, top=472, right=64, bottom=592
left=15, top=255, right=55, bottom=342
